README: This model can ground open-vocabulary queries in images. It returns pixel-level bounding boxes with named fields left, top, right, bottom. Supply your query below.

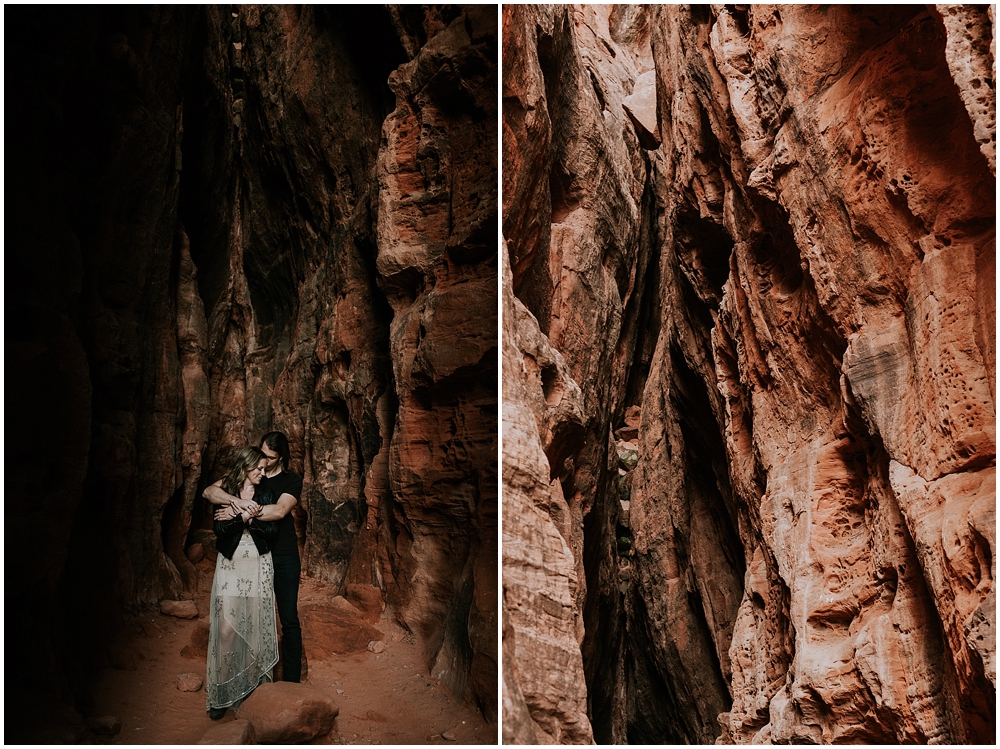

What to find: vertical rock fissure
left=504, top=2, right=994, bottom=744
left=582, top=152, right=663, bottom=743
left=618, top=157, right=664, bottom=421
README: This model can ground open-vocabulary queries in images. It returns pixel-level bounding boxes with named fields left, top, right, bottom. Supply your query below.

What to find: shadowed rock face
left=6, top=4, right=496, bottom=734
left=502, top=4, right=994, bottom=744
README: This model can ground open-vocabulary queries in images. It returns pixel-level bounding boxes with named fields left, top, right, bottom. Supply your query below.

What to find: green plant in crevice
left=617, top=534, right=633, bottom=556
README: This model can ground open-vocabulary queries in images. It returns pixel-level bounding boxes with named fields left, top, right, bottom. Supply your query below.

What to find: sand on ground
left=89, top=563, right=494, bottom=745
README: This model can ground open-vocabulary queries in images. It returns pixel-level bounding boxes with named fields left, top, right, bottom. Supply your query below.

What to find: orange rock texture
left=502, top=4, right=994, bottom=743
left=7, top=5, right=496, bottom=738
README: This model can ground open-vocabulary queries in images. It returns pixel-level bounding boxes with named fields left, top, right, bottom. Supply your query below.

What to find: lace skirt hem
left=205, top=530, right=278, bottom=710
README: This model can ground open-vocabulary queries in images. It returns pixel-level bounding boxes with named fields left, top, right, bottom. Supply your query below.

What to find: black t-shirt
left=260, top=471, right=303, bottom=557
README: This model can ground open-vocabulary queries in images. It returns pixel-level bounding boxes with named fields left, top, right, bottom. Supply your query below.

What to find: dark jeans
left=272, top=553, right=302, bottom=682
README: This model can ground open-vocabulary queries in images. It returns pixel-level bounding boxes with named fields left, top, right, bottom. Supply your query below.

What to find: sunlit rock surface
left=502, top=4, right=995, bottom=743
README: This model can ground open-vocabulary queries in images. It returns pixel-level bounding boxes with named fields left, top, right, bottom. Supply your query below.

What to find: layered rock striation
left=502, top=4, right=994, bottom=743
left=7, top=5, right=496, bottom=738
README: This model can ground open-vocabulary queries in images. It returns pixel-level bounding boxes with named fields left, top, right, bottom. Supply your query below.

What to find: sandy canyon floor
left=87, top=562, right=494, bottom=745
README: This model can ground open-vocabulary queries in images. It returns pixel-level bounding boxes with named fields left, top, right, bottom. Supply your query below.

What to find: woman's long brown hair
left=221, top=446, right=266, bottom=496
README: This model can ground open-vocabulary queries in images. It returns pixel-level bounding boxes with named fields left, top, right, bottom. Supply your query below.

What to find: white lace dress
left=206, top=529, right=278, bottom=710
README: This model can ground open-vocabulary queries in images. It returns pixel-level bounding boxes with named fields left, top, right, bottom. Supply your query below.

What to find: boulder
left=190, top=530, right=218, bottom=563
left=160, top=599, right=199, bottom=619
left=85, top=716, right=121, bottom=735
left=622, top=69, right=660, bottom=149
left=301, top=597, right=384, bottom=656
left=344, top=584, right=384, bottom=623
left=615, top=442, right=639, bottom=469
left=185, top=543, right=205, bottom=564
left=198, top=719, right=256, bottom=745
left=615, top=405, right=642, bottom=441
left=237, top=682, right=339, bottom=744
left=177, top=672, right=204, bottom=692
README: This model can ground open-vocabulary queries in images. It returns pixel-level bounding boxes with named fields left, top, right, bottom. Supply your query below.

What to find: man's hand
left=231, top=499, right=261, bottom=515
left=214, top=501, right=262, bottom=521
left=214, top=504, right=240, bottom=521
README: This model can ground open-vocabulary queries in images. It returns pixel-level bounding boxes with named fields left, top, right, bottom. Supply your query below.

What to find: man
left=203, top=431, right=304, bottom=682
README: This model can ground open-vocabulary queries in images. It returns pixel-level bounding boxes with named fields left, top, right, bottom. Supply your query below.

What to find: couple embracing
left=200, top=431, right=304, bottom=720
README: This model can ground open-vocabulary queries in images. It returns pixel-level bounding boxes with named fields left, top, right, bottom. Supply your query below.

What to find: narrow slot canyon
left=502, top=4, right=995, bottom=744
left=7, top=5, right=497, bottom=743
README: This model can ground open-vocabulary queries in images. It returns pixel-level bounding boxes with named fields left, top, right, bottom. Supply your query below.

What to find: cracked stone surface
left=503, top=4, right=994, bottom=743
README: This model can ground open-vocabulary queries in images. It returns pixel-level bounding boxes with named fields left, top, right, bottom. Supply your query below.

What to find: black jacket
left=213, top=485, right=280, bottom=560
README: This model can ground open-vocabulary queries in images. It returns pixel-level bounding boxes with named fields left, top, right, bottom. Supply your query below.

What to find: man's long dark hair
left=261, top=431, right=290, bottom=470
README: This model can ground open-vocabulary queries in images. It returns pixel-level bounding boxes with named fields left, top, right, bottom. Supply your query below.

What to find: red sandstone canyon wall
left=502, top=4, right=995, bottom=743
left=7, top=5, right=496, bottom=737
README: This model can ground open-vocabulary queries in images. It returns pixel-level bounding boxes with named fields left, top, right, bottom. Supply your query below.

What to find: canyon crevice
left=7, top=5, right=497, bottom=741
left=502, top=4, right=995, bottom=744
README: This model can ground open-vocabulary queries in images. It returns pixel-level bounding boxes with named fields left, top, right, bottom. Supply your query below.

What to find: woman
left=206, top=446, right=280, bottom=720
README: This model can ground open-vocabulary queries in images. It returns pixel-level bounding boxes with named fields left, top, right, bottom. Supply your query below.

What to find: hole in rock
left=726, top=5, right=750, bottom=36
left=378, top=266, right=425, bottom=308
left=675, top=209, right=734, bottom=304
left=540, top=363, right=563, bottom=405
left=335, top=349, right=352, bottom=376
left=690, top=4, right=711, bottom=25
left=549, top=164, right=581, bottom=223
left=968, top=525, right=993, bottom=588
left=878, top=566, right=899, bottom=601
left=750, top=204, right=805, bottom=299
